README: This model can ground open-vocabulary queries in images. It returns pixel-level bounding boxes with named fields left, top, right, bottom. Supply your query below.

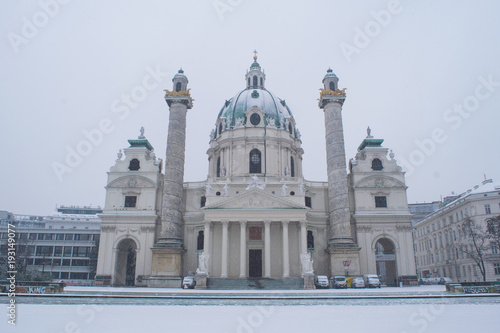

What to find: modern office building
left=0, top=206, right=101, bottom=284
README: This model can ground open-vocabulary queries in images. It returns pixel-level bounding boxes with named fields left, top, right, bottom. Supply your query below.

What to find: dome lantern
left=245, top=50, right=266, bottom=89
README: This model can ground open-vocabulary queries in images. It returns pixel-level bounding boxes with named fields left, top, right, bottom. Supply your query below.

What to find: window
left=62, top=259, right=71, bottom=266
left=71, top=259, right=89, bottom=266
left=305, top=196, right=312, bottom=208
left=250, top=113, right=261, bottom=126
left=485, top=204, right=491, bottom=214
left=36, top=246, right=53, bottom=257
left=249, top=226, right=262, bottom=241
left=128, top=158, right=140, bottom=171
left=125, top=196, right=137, bottom=208
left=63, top=247, right=72, bottom=257
left=218, top=123, right=223, bottom=136
left=56, top=234, right=64, bottom=240
left=329, top=81, right=335, bottom=91
left=491, top=243, right=498, bottom=254
left=175, top=82, right=181, bottom=92
left=73, top=247, right=89, bottom=257
left=70, top=272, right=89, bottom=280
left=307, top=230, right=314, bottom=250
left=197, top=231, right=204, bottom=251
left=52, top=259, right=61, bottom=266
left=200, top=196, right=206, bottom=208
left=260, top=77, right=263, bottom=86
left=65, top=234, right=74, bottom=240
left=253, top=75, right=258, bottom=88
left=449, top=216, right=454, bottom=224
left=495, top=263, right=500, bottom=275
left=290, top=157, right=295, bottom=177
left=93, top=234, right=100, bottom=242
left=371, top=158, right=383, bottom=171
left=248, top=77, right=250, bottom=87
left=249, top=149, right=261, bottom=174
left=216, top=156, right=221, bottom=177
left=375, top=196, right=387, bottom=208
left=54, top=246, right=62, bottom=257
left=288, top=122, right=293, bottom=135
left=74, top=234, right=90, bottom=241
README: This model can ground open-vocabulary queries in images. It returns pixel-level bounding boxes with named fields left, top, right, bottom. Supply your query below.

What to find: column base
left=303, top=272, right=316, bottom=290
left=328, top=241, right=361, bottom=277
left=145, top=276, right=182, bottom=288
left=150, top=246, right=184, bottom=281
left=194, top=272, right=208, bottom=289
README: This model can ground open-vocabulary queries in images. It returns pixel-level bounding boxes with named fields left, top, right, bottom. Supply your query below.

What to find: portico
left=200, top=217, right=308, bottom=278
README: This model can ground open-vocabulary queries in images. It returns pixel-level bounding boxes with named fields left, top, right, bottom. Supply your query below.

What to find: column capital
left=221, top=220, right=230, bottom=226
left=299, top=220, right=307, bottom=226
left=264, top=220, right=272, bottom=226
left=239, top=220, right=247, bottom=226
left=282, top=220, right=290, bottom=226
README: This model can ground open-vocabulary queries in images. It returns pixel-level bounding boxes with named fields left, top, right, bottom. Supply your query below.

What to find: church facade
left=95, top=55, right=416, bottom=288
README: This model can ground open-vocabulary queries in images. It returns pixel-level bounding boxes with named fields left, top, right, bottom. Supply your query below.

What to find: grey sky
left=1, top=0, right=499, bottom=216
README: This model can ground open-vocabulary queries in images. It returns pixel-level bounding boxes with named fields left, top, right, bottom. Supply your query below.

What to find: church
left=95, top=54, right=416, bottom=288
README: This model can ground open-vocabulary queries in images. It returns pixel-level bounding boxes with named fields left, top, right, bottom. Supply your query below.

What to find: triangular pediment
left=204, top=188, right=306, bottom=210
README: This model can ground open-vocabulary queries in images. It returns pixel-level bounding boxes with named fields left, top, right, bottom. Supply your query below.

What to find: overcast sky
left=1, top=0, right=499, bottom=216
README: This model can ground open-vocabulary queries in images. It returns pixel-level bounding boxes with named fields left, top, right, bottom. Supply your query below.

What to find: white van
left=315, top=275, right=329, bottom=289
left=363, top=274, right=381, bottom=288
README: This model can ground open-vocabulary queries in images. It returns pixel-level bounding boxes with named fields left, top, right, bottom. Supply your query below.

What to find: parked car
left=351, top=276, right=365, bottom=288
left=439, top=277, right=452, bottom=285
left=331, top=276, right=347, bottom=289
left=363, top=274, right=381, bottom=288
left=315, top=275, right=329, bottom=289
left=182, top=276, right=196, bottom=289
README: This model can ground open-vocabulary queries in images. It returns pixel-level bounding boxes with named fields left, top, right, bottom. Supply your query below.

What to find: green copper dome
left=216, top=87, right=294, bottom=130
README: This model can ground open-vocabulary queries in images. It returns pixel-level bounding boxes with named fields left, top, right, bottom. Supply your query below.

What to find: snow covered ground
left=2, top=286, right=499, bottom=332
left=2, top=303, right=499, bottom=333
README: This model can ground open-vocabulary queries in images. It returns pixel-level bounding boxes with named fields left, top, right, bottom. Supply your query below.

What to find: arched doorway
left=114, top=238, right=137, bottom=286
left=375, top=238, right=397, bottom=286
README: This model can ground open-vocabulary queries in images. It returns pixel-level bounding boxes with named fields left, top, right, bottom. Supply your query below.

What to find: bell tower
left=149, top=69, right=193, bottom=288
left=318, top=68, right=361, bottom=276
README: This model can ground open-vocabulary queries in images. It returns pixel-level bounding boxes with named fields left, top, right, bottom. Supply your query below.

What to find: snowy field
left=2, top=286, right=499, bottom=332
left=2, top=303, right=499, bottom=333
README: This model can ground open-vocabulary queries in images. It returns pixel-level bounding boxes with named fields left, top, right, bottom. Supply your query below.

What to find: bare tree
left=486, top=214, right=500, bottom=252
left=454, top=217, right=489, bottom=281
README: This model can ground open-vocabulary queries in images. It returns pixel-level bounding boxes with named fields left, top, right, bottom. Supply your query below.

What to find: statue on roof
left=139, top=126, right=145, bottom=139
left=367, top=126, right=373, bottom=138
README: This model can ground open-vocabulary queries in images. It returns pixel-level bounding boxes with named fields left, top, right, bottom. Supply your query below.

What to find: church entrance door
left=249, top=249, right=262, bottom=278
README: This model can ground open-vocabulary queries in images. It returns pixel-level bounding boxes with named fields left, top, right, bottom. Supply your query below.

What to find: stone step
left=207, top=277, right=304, bottom=290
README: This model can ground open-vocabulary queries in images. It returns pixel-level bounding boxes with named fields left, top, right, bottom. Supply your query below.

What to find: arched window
left=307, top=230, right=314, bottom=250
left=197, top=231, right=204, bottom=251
left=260, top=77, right=263, bottom=87
left=175, top=82, right=182, bottom=92
left=290, top=156, right=295, bottom=177
left=253, top=76, right=258, bottom=88
left=129, top=158, right=140, bottom=171
left=248, top=77, right=251, bottom=87
left=288, top=123, right=293, bottom=135
left=329, top=81, right=335, bottom=91
left=249, top=149, right=261, bottom=173
left=218, top=123, right=223, bottom=136
left=372, top=158, right=383, bottom=170
left=216, top=156, right=221, bottom=177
